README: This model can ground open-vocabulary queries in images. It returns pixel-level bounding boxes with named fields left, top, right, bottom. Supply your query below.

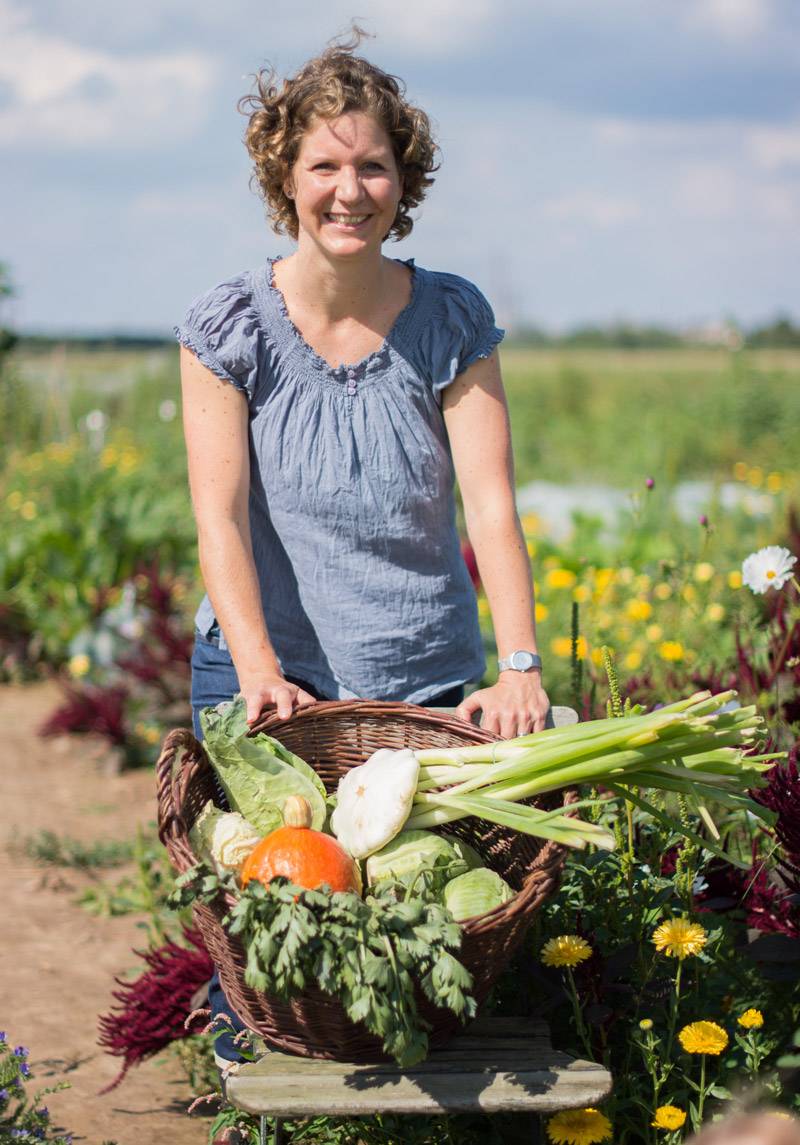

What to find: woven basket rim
left=157, top=699, right=571, bottom=932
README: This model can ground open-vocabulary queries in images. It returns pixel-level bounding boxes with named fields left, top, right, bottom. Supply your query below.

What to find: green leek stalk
left=400, top=692, right=779, bottom=858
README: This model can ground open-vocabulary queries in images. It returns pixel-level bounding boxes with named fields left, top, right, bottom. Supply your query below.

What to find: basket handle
left=156, top=727, right=207, bottom=873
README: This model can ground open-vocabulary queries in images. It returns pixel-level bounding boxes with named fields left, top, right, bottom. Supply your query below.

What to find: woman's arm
left=180, top=347, right=316, bottom=723
left=442, top=349, right=550, bottom=737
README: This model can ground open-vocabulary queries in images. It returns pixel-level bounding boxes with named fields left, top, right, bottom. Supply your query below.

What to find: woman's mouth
left=325, top=213, right=370, bottom=229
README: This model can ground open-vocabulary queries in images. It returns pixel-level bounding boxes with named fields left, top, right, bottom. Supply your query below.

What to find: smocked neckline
left=262, top=256, right=421, bottom=377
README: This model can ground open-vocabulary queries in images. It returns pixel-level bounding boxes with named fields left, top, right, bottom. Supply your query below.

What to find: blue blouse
left=174, top=257, right=504, bottom=703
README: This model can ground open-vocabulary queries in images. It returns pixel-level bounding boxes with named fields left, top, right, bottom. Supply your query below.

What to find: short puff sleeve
left=425, top=272, right=505, bottom=397
left=174, top=272, right=260, bottom=400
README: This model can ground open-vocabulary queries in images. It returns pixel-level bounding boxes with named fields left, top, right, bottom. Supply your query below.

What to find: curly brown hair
left=238, top=30, right=439, bottom=242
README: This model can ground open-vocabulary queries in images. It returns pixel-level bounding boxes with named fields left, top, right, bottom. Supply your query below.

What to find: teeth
left=328, top=214, right=368, bottom=224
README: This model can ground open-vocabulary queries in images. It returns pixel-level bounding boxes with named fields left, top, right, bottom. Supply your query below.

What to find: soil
left=1, top=681, right=212, bottom=1145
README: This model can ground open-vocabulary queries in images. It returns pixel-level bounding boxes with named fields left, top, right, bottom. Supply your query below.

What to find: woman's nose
left=335, top=166, right=363, bottom=202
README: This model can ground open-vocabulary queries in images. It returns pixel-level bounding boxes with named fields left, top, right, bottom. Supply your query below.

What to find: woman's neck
left=276, top=246, right=396, bottom=325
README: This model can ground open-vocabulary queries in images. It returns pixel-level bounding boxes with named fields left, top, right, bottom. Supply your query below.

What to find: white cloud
left=541, top=191, right=643, bottom=228
left=369, top=0, right=495, bottom=53
left=0, top=0, right=218, bottom=148
left=674, top=162, right=739, bottom=218
left=745, top=123, right=800, bottom=170
left=686, top=0, right=770, bottom=43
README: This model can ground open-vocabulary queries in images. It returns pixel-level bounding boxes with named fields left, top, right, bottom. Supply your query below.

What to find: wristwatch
left=497, top=650, right=543, bottom=673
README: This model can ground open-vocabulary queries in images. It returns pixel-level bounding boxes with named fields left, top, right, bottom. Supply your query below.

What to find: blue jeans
left=190, top=627, right=464, bottom=1061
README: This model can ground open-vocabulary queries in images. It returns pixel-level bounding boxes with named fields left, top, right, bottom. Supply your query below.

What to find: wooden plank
left=226, top=1018, right=612, bottom=1117
left=227, top=1060, right=611, bottom=1116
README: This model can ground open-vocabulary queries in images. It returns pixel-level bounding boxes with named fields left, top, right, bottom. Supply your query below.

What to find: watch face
left=511, top=650, right=536, bottom=671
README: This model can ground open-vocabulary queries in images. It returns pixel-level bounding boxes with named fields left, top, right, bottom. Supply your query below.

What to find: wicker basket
left=157, top=700, right=571, bottom=1063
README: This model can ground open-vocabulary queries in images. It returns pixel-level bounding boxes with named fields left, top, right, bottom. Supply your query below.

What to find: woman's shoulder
left=174, top=264, right=274, bottom=396
left=406, top=263, right=504, bottom=391
left=413, top=263, right=496, bottom=324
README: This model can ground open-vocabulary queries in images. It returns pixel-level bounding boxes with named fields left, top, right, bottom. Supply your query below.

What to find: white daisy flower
left=741, top=545, right=797, bottom=594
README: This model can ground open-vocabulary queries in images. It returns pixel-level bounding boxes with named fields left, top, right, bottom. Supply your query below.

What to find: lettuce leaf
left=199, top=697, right=326, bottom=834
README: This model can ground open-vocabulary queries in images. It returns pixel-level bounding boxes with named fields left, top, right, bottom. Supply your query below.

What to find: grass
left=5, top=343, right=800, bottom=488
left=19, top=829, right=135, bottom=869
left=500, top=345, right=800, bottom=486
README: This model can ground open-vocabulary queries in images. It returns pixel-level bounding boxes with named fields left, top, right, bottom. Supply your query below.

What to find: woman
left=175, top=37, right=549, bottom=1063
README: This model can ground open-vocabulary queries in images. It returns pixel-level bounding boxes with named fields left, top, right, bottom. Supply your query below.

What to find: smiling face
left=286, top=111, right=403, bottom=260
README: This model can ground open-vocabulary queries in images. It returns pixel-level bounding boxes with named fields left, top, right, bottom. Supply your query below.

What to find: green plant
left=0, top=1032, right=73, bottom=1143
left=18, top=830, right=134, bottom=870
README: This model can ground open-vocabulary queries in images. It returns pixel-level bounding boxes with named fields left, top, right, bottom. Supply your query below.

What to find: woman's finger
left=295, top=688, right=317, bottom=707
left=273, top=685, right=294, bottom=720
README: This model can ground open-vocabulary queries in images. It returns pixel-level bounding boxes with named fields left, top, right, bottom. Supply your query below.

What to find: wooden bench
left=225, top=704, right=602, bottom=1144
left=225, top=1015, right=611, bottom=1144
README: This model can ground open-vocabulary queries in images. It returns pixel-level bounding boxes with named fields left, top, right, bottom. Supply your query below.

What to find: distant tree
left=0, top=262, right=18, bottom=375
left=747, top=315, right=800, bottom=348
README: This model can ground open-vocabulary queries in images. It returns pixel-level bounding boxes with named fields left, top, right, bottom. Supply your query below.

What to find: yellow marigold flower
left=618, top=567, right=635, bottom=585
left=652, top=918, right=707, bottom=959
left=658, top=640, right=684, bottom=662
left=747, top=466, right=764, bottom=488
left=624, top=650, right=642, bottom=671
left=68, top=654, right=91, bottom=678
left=639, top=1018, right=653, bottom=1031
left=521, top=511, right=541, bottom=534
left=550, top=636, right=587, bottom=659
left=728, top=570, right=743, bottom=589
left=626, top=599, right=653, bottom=621
left=100, top=445, right=118, bottom=468
left=694, top=562, right=715, bottom=583
left=737, top=1008, right=764, bottom=1029
left=596, top=611, right=613, bottom=630
left=706, top=603, right=725, bottom=623
left=20, top=501, right=37, bottom=520
left=681, top=583, right=697, bottom=602
left=541, top=935, right=593, bottom=968
left=646, top=624, right=663, bottom=642
left=652, top=1105, right=686, bottom=1131
left=590, top=647, right=605, bottom=666
left=615, top=625, right=633, bottom=644
left=573, top=584, right=591, bottom=604
left=477, top=597, right=490, bottom=618
left=593, top=568, right=615, bottom=593
left=654, top=582, right=672, bottom=600
left=547, top=568, right=577, bottom=590
left=526, top=539, right=537, bottom=557
left=546, top=1107, right=611, bottom=1145
left=766, top=471, right=783, bottom=493
left=635, top=573, right=651, bottom=591
left=678, top=1020, right=728, bottom=1055
left=551, top=637, right=572, bottom=658
left=535, top=602, right=549, bottom=623
left=733, top=461, right=748, bottom=481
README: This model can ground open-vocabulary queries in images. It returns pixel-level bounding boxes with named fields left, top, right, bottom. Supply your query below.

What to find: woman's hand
left=239, top=674, right=318, bottom=726
left=454, top=672, right=550, bottom=739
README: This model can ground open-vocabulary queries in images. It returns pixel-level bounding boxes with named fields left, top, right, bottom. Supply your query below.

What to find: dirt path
left=1, top=682, right=212, bottom=1145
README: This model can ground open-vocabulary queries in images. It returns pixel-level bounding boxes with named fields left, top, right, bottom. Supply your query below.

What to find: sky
left=1, top=0, right=799, bottom=334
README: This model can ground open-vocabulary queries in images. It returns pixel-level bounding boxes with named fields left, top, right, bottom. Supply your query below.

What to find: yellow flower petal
left=737, top=1008, right=764, bottom=1029
left=678, top=1020, right=728, bottom=1055
left=652, top=918, right=707, bottom=959
left=546, top=1107, right=612, bottom=1145
left=652, top=1105, right=686, bottom=1131
left=541, top=935, right=593, bottom=968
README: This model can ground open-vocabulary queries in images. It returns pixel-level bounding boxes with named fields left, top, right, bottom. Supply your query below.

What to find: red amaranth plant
left=751, top=744, right=800, bottom=893
left=97, top=926, right=213, bottom=1092
left=38, top=682, right=130, bottom=745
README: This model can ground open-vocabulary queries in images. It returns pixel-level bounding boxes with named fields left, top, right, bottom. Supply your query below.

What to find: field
left=2, top=342, right=799, bottom=1144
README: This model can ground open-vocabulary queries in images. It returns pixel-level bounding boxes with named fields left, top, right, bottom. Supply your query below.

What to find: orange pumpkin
left=241, top=795, right=362, bottom=896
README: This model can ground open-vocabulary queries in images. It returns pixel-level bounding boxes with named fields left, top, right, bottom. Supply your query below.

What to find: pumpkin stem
left=283, top=794, right=313, bottom=829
